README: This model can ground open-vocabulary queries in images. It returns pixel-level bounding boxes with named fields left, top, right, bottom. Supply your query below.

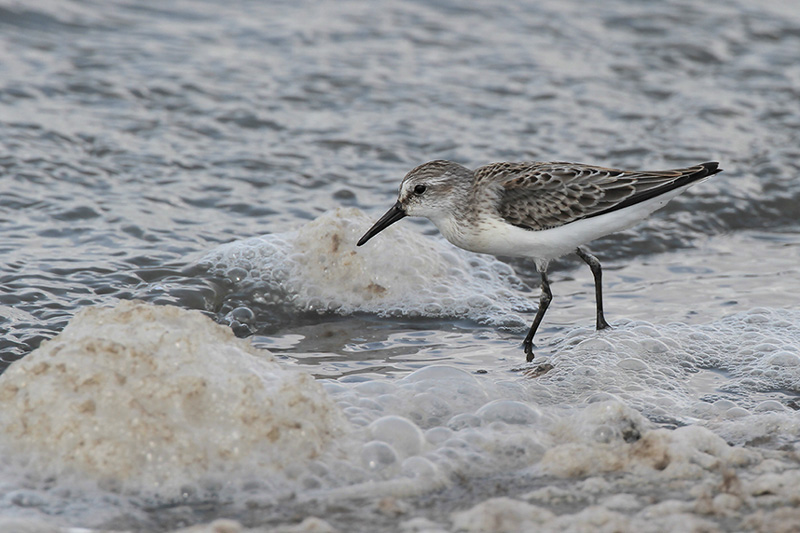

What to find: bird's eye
left=413, top=184, right=427, bottom=195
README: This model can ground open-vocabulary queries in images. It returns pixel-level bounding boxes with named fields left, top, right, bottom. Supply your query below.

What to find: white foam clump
left=200, top=207, right=532, bottom=327
left=328, top=362, right=800, bottom=533
left=681, top=307, right=800, bottom=394
left=337, top=371, right=748, bottom=484
left=514, top=307, right=800, bottom=431
left=0, top=300, right=348, bottom=493
left=315, top=308, right=800, bottom=531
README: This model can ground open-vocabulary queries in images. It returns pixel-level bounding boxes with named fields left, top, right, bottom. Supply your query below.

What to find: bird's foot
left=596, top=315, right=612, bottom=330
left=523, top=340, right=535, bottom=362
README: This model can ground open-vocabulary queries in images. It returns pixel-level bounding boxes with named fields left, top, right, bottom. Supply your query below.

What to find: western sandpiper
left=357, top=160, right=722, bottom=361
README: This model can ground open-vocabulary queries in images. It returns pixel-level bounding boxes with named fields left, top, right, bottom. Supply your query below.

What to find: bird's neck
left=428, top=209, right=478, bottom=252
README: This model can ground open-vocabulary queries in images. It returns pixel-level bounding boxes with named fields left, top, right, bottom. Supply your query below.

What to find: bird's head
left=357, top=160, right=472, bottom=246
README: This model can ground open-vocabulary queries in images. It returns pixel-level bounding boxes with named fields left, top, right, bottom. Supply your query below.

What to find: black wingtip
left=700, top=161, right=722, bottom=176
left=582, top=161, right=723, bottom=221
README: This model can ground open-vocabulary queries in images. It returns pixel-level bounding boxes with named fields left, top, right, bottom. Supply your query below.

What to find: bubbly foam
left=200, top=208, right=532, bottom=328
left=0, top=301, right=347, bottom=494
left=524, top=308, right=800, bottom=424
left=2, top=303, right=800, bottom=532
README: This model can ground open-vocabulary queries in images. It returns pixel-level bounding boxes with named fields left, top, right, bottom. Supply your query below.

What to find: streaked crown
left=396, top=160, right=473, bottom=216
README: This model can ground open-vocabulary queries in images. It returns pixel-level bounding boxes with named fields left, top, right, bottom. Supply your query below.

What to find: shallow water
left=1, top=0, right=799, bottom=531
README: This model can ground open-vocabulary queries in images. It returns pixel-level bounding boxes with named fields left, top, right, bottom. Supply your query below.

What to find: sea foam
left=1, top=302, right=799, bottom=532
left=200, top=207, right=533, bottom=328
left=0, top=301, right=347, bottom=493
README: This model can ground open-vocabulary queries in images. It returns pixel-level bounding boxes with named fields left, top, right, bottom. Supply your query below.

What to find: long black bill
left=357, top=202, right=407, bottom=246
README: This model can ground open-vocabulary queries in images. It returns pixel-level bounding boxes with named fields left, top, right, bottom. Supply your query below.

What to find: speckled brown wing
left=476, top=161, right=720, bottom=231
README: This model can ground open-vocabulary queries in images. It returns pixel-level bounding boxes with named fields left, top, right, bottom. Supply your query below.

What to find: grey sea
left=1, top=0, right=799, bottom=532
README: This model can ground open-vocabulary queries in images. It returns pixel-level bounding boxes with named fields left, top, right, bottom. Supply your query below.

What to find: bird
left=356, top=159, right=722, bottom=361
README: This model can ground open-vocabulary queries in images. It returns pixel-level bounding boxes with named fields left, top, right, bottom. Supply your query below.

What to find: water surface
left=1, top=0, right=799, bottom=531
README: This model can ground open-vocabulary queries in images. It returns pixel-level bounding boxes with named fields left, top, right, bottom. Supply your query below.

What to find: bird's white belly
left=433, top=186, right=690, bottom=262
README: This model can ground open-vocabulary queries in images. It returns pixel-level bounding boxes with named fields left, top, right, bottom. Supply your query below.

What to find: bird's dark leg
left=523, top=271, right=552, bottom=362
left=576, top=246, right=611, bottom=330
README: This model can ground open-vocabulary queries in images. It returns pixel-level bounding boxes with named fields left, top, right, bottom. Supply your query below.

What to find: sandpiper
left=357, top=160, right=722, bottom=361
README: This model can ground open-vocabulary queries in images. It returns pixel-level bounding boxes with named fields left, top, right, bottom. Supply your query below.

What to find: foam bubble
left=360, top=441, right=399, bottom=473
left=0, top=301, right=347, bottom=494
left=199, top=208, right=532, bottom=327
left=476, top=400, right=541, bottom=425
left=368, top=416, right=426, bottom=458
